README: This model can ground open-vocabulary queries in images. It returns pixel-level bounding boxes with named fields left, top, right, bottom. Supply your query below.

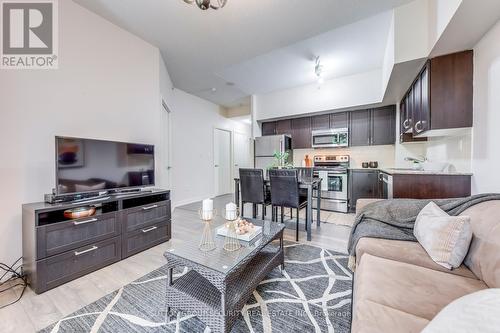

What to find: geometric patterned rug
left=39, top=243, right=352, bottom=333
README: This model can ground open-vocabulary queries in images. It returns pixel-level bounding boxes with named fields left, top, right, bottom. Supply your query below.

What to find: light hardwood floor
left=0, top=194, right=352, bottom=333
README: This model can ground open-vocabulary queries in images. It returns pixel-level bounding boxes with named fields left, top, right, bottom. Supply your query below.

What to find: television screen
left=56, top=137, right=155, bottom=195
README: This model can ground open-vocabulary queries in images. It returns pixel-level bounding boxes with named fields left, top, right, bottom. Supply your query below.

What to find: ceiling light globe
left=195, top=0, right=211, bottom=10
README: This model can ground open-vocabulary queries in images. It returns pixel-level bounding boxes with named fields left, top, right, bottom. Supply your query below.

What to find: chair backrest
left=269, top=169, right=300, bottom=208
left=239, top=169, right=266, bottom=204
left=296, top=167, right=313, bottom=183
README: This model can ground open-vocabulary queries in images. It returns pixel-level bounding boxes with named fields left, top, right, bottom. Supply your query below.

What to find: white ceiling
left=217, top=11, right=393, bottom=95
left=73, top=0, right=414, bottom=107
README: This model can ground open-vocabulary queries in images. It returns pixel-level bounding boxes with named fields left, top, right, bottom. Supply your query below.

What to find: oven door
left=325, top=172, right=348, bottom=200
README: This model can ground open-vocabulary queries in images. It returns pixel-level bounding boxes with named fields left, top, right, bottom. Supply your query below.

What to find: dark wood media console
left=22, top=189, right=171, bottom=294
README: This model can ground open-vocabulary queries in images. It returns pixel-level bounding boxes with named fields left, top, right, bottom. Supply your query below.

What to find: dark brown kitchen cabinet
left=330, top=112, right=348, bottom=129
left=371, top=106, right=396, bottom=145
left=349, top=170, right=380, bottom=212
left=392, top=174, right=471, bottom=199
left=261, top=122, right=276, bottom=136
left=350, top=107, right=396, bottom=147
left=349, top=110, right=372, bottom=146
left=401, top=50, right=473, bottom=138
left=311, top=114, right=330, bottom=131
left=275, top=119, right=292, bottom=135
left=291, top=117, right=312, bottom=149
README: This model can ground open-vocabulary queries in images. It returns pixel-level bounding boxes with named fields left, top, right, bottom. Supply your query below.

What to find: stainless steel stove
left=313, top=155, right=350, bottom=213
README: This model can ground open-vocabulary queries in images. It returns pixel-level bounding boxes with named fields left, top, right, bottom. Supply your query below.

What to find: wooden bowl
left=64, top=206, right=96, bottom=219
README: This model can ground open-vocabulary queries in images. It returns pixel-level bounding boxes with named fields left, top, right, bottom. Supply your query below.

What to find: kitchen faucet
left=404, top=156, right=427, bottom=163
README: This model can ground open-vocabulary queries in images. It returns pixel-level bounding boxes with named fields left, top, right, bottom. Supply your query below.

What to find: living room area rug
left=39, top=243, right=352, bottom=333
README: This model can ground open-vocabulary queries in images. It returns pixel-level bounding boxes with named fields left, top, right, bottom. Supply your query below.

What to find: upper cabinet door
left=349, top=110, right=371, bottom=147
left=418, top=64, right=430, bottom=134
left=412, top=73, right=423, bottom=136
left=330, top=112, right=348, bottom=129
left=430, top=50, right=473, bottom=130
left=275, top=119, right=292, bottom=135
left=311, top=114, right=330, bottom=131
left=261, top=122, right=276, bottom=136
left=291, top=117, right=312, bottom=149
left=371, top=106, right=396, bottom=145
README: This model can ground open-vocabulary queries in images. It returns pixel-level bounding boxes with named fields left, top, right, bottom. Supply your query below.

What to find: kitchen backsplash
left=293, top=145, right=396, bottom=169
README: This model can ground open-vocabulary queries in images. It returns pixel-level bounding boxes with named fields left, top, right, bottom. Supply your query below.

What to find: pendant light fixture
left=183, top=0, right=228, bottom=10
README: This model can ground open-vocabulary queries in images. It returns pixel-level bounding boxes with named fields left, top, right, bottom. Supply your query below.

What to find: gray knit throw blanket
left=347, top=193, right=500, bottom=271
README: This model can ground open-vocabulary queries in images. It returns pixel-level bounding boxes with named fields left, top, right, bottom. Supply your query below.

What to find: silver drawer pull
left=73, top=218, right=98, bottom=226
left=142, top=205, right=158, bottom=211
left=142, top=226, right=158, bottom=233
left=74, top=246, right=98, bottom=256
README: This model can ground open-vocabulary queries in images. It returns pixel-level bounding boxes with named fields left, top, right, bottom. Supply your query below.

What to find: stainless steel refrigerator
left=254, top=135, right=293, bottom=177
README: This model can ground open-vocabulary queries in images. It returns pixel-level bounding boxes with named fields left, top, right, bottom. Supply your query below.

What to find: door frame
left=161, top=96, right=172, bottom=190
left=233, top=129, right=254, bottom=171
left=213, top=127, right=233, bottom=197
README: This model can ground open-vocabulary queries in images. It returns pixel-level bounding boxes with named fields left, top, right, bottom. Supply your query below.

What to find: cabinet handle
left=142, top=205, right=158, bottom=211
left=74, top=246, right=98, bottom=256
left=142, top=226, right=158, bottom=233
left=415, top=121, right=425, bottom=133
left=403, top=119, right=410, bottom=129
left=73, top=218, right=98, bottom=226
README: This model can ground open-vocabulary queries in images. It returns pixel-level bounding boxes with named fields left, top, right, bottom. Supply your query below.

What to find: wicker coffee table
left=164, top=214, right=285, bottom=333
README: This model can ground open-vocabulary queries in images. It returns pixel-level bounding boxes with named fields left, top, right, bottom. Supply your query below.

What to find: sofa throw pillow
left=414, top=202, right=472, bottom=269
left=422, top=289, right=500, bottom=333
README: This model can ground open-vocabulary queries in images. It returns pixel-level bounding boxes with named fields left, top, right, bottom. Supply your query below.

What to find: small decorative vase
left=223, top=221, right=241, bottom=252
left=198, top=209, right=216, bottom=252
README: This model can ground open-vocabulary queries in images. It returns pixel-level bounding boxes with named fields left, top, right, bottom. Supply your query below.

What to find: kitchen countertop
left=378, top=168, right=473, bottom=176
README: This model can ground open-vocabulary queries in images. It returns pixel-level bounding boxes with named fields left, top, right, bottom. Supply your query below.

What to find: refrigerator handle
left=280, top=139, right=284, bottom=153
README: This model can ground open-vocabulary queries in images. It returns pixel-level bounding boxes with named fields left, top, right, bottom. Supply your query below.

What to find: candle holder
left=198, top=209, right=217, bottom=252
left=222, top=207, right=240, bottom=222
left=223, top=219, right=242, bottom=252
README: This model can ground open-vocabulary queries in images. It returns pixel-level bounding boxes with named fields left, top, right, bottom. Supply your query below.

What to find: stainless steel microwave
left=311, top=128, right=349, bottom=148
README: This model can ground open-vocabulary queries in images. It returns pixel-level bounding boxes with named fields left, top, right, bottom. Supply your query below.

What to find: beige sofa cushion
left=352, top=299, right=429, bottom=333
left=414, top=202, right=473, bottom=269
left=461, top=200, right=500, bottom=288
left=354, top=254, right=487, bottom=321
left=356, top=237, right=477, bottom=279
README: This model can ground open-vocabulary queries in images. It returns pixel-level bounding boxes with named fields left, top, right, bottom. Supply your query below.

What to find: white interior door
left=234, top=132, right=253, bottom=177
left=214, top=129, right=232, bottom=196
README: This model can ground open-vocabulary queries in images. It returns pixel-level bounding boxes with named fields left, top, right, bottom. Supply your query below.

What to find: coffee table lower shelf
left=165, top=245, right=284, bottom=333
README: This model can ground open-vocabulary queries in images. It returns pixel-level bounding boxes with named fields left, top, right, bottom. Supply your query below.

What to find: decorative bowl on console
left=63, top=206, right=96, bottom=219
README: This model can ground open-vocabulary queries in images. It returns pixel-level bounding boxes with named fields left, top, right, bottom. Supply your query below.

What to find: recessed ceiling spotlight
left=211, top=87, right=217, bottom=93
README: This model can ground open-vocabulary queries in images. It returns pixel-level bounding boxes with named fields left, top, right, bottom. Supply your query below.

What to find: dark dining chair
left=269, top=169, right=308, bottom=241
left=239, top=168, right=271, bottom=220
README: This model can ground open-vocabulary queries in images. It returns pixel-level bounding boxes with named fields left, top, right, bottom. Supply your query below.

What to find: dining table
left=233, top=177, right=322, bottom=241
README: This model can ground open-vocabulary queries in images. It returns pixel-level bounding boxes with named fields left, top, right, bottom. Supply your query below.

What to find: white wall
left=394, top=0, right=430, bottom=63
left=0, top=0, right=251, bottom=270
left=168, top=89, right=251, bottom=207
left=294, top=146, right=395, bottom=169
left=254, top=69, right=383, bottom=121
left=471, top=20, right=500, bottom=193
left=428, top=0, right=462, bottom=47
left=0, top=0, right=162, bottom=267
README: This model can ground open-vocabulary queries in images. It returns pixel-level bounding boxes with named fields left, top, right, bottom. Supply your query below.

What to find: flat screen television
left=56, top=136, right=155, bottom=195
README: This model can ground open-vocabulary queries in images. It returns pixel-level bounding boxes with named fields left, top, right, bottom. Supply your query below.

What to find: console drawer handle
left=142, top=205, right=158, bottom=211
left=74, top=246, right=98, bottom=256
left=73, top=218, right=98, bottom=226
left=142, top=226, right=158, bottom=233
